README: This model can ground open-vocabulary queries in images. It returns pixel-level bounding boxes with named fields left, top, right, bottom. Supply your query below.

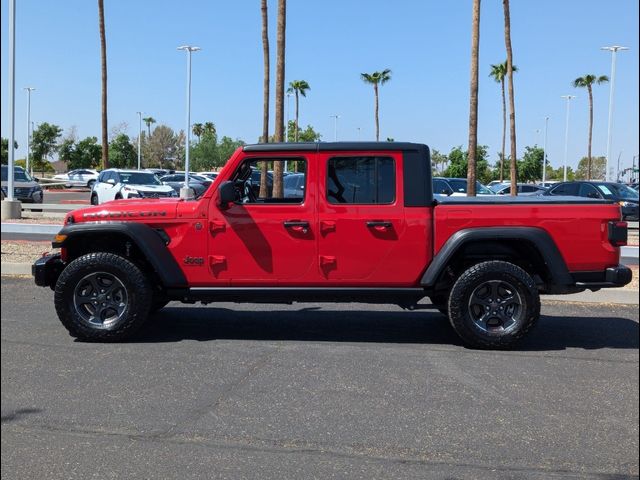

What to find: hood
left=125, top=184, right=174, bottom=192
left=67, top=198, right=181, bottom=224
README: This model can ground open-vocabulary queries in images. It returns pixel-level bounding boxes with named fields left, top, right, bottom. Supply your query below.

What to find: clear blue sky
left=1, top=0, right=638, bottom=173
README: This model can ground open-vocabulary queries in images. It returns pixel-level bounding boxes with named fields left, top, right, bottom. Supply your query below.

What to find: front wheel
left=54, top=252, right=153, bottom=341
left=448, top=261, right=540, bottom=349
left=90, top=193, right=99, bottom=205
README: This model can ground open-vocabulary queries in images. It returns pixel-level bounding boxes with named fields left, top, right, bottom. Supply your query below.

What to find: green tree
left=98, top=0, right=109, bottom=169
left=572, top=74, right=609, bottom=180
left=575, top=156, right=606, bottom=180
left=109, top=134, right=137, bottom=168
left=360, top=69, right=392, bottom=141
left=190, top=130, right=218, bottom=171
left=31, top=123, right=63, bottom=175
left=431, top=149, right=448, bottom=175
left=287, top=80, right=311, bottom=142
left=503, top=0, right=518, bottom=195
left=1, top=138, right=18, bottom=165
left=192, top=123, right=204, bottom=142
left=144, top=124, right=177, bottom=169
left=444, top=145, right=491, bottom=184
left=517, top=146, right=544, bottom=182
left=286, top=121, right=321, bottom=143
left=489, top=61, right=518, bottom=182
left=59, top=137, right=101, bottom=170
left=142, top=116, right=156, bottom=137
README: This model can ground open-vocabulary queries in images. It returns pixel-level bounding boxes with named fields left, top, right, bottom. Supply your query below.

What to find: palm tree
left=192, top=123, right=204, bottom=142
left=503, top=0, right=517, bottom=196
left=98, top=0, right=108, bottom=169
left=490, top=61, right=518, bottom=182
left=573, top=74, right=609, bottom=180
left=287, top=80, right=311, bottom=142
left=360, top=69, right=392, bottom=141
left=203, top=122, right=216, bottom=137
left=272, top=0, right=286, bottom=198
left=142, top=117, right=156, bottom=137
left=259, top=0, right=270, bottom=197
left=466, top=0, right=481, bottom=197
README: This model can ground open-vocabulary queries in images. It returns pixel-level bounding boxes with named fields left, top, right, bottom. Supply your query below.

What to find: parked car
left=487, top=180, right=509, bottom=188
left=145, top=168, right=174, bottom=177
left=91, top=169, right=176, bottom=204
left=538, top=181, right=560, bottom=189
left=492, top=183, right=547, bottom=196
left=283, top=173, right=305, bottom=199
left=198, top=171, right=219, bottom=181
left=1, top=165, right=43, bottom=203
left=433, top=177, right=494, bottom=196
left=160, top=174, right=210, bottom=198
left=544, top=181, right=639, bottom=220
left=53, top=169, right=99, bottom=189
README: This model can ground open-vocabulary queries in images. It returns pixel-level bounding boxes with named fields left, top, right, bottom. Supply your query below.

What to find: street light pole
left=286, top=92, right=292, bottom=142
left=601, top=46, right=628, bottom=181
left=136, top=111, right=142, bottom=170
left=330, top=115, right=340, bottom=142
left=542, top=116, right=549, bottom=184
left=561, top=95, right=576, bottom=182
left=2, top=0, right=22, bottom=220
left=177, top=45, right=200, bottom=199
left=23, top=87, right=35, bottom=176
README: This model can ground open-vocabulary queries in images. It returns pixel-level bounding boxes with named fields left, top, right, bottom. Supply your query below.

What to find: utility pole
left=330, top=115, right=340, bottom=142
left=136, top=111, right=142, bottom=170
left=177, top=45, right=201, bottom=199
left=23, top=87, right=35, bottom=175
left=542, top=116, right=549, bottom=184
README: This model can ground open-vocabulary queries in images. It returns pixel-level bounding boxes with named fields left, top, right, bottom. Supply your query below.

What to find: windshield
left=595, top=183, right=639, bottom=200
left=444, top=178, right=492, bottom=195
left=119, top=172, right=161, bottom=186
left=1, top=166, right=33, bottom=182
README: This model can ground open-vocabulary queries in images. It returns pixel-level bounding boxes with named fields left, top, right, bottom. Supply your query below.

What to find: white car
left=90, top=169, right=176, bottom=205
left=53, top=169, right=99, bottom=189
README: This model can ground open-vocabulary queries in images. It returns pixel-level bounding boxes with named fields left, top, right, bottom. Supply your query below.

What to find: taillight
left=608, top=221, right=628, bottom=247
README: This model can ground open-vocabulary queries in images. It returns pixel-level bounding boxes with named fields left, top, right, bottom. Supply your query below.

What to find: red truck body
left=34, top=142, right=631, bottom=347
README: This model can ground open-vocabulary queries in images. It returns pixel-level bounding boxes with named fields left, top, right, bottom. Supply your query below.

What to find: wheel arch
left=55, top=222, right=187, bottom=289
left=421, top=227, right=573, bottom=290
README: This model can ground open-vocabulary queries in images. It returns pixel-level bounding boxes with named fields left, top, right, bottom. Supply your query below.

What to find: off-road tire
left=448, top=261, right=540, bottom=349
left=54, top=252, right=153, bottom=341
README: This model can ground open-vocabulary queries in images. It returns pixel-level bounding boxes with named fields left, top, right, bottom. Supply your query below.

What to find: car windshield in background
left=1, top=167, right=33, bottom=182
left=595, top=183, right=639, bottom=200
left=446, top=179, right=492, bottom=195
left=119, top=172, right=161, bottom=185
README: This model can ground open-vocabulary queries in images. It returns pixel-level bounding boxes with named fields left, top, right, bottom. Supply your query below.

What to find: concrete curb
left=1, top=223, right=61, bottom=235
left=1, top=261, right=637, bottom=305
left=621, top=246, right=639, bottom=258
left=1, top=263, right=31, bottom=276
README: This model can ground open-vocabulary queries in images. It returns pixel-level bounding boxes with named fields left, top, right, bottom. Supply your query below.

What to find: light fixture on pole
left=177, top=45, right=201, bottom=199
left=2, top=0, right=21, bottom=220
left=601, top=45, right=629, bottom=182
left=561, top=95, right=576, bottom=182
left=23, top=87, right=35, bottom=176
left=330, top=114, right=340, bottom=142
left=542, top=116, right=549, bottom=185
left=136, top=112, right=143, bottom=170
left=356, top=127, right=361, bottom=140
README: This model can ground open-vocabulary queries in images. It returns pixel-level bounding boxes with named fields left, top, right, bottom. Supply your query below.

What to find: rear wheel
left=448, top=261, right=539, bottom=349
left=54, top=252, right=153, bottom=341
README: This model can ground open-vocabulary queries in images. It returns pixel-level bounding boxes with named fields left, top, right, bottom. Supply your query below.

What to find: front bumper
left=572, top=265, right=633, bottom=290
left=33, top=253, right=65, bottom=289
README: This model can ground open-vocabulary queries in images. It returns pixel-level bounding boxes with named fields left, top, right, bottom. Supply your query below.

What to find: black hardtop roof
left=243, top=142, right=429, bottom=153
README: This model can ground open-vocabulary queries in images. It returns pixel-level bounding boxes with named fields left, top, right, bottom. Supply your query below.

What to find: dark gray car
left=1, top=165, right=43, bottom=203
left=160, top=174, right=209, bottom=198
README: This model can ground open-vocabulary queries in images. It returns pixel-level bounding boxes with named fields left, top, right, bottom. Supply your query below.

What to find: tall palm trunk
left=500, top=78, right=506, bottom=182
left=259, top=0, right=270, bottom=197
left=503, top=0, right=517, bottom=196
left=294, top=91, right=300, bottom=142
left=374, top=83, right=379, bottom=141
left=587, top=84, right=593, bottom=180
left=272, top=0, right=286, bottom=198
left=98, top=0, right=109, bottom=169
left=466, top=0, right=480, bottom=197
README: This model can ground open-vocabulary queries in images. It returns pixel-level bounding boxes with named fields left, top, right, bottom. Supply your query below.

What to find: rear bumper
left=572, top=265, right=633, bottom=290
left=33, top=253, right=65, bottom=289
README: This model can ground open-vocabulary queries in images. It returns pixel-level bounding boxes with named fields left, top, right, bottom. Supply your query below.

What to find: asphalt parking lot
left=1, top=277, right=638, bottom=479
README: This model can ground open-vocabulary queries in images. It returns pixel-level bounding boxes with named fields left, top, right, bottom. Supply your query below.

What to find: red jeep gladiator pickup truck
left=33, top=142, right=632, bottom=348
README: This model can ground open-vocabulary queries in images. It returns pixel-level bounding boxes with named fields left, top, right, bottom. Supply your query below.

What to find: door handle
left=283, top=220, right=310, bottom=234
left=366, top=221, right=392, bottom=229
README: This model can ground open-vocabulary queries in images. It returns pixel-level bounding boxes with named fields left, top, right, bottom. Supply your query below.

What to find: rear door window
left=327, top=156, right=395, bottom=204
left=549, top=183, right=579, bottom=196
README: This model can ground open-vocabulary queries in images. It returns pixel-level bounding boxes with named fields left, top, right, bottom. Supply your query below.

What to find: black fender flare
left=421, top=227, right=573, bottom=287
left=53, top=222, right=188, bottom=288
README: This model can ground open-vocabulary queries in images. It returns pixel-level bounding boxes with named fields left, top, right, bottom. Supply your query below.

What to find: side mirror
left=33, top=177, right=40, bottom=182
left=218, top=181, right=236, bottom=207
